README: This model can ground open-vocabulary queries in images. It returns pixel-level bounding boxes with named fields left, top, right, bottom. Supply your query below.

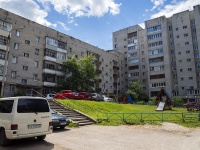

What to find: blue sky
left=0, top=0, right=200, bottom=50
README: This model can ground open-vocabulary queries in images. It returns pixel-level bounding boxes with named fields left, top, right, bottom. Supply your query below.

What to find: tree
left=57, top=54, right=97, bottom=91
left=125, top=81, right=143, bottom=101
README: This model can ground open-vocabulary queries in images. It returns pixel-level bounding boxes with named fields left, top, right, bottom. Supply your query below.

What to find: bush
left=172, top=98, right=184, bottom=107
left=147, top=96, right=156, bottom=105
left=137, top=101, right=146, bottom=105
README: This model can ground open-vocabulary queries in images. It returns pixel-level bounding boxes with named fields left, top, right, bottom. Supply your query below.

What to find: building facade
left=113, top=5, right=200, bottom=98
left=0, top=5, right=200, bottom=98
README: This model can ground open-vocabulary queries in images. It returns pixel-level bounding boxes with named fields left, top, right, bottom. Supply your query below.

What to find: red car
left=78, top=92, right=93, bottom=100
left=54, top=90, right=79, bottom=99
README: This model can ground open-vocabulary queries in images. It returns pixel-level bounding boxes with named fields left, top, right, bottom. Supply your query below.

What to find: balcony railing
left=96, top=69, right=102, bottom=74
left=113, top=66, right=119, bottom=70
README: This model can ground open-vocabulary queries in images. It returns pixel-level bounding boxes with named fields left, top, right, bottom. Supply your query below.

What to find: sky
left=0, top=0, right=200, bottom=50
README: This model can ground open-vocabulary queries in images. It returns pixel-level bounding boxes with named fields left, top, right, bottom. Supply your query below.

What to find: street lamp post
left=1, top=27, right=24, bottom=97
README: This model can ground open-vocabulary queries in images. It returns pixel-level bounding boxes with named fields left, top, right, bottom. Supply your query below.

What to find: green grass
left=57, top=99, right=200, bottom=127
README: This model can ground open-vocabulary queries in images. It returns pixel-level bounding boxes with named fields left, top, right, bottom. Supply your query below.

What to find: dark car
left=51, top=109, right=70, bottom=129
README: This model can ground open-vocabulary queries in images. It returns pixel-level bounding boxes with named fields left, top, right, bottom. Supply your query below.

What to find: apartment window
left=192, top=29, right=196, bottom=33
left=11, top=71, right=16, bottom=78
left=185, top=42, right=189, bottom=45
left=184, top=34, right=188, bottom=37
left=142, top=51, right=144, bottom=55
left=189, top=77, right=193, bottom=80
left=69, top=47, right=72, bottom=53
left=141, top=44, right=144, bottom=49
left=128, top=52, right=138, bottom=57
left=171, top=50, right=175, bottom=54
left=114, top=38, right=117, bottom=42
left=182, top=87, right=184, bottom=90
left=197, top=63, right=200, bottom=68
left=25, top=40, right=30, bottom=44
left=57, top=52, right=66, bottom=60
left=178, top=52, right=181, bottom=55
left=35, top=37, right=40, bottom=43
left=171, top=42, right=174, bottom=46
left=114, top=44, right=117, bottom=49
left=24, top=53, right=29, bottom=58
left=124, top=46, right=127, bottom=48
left=0, top=51, right=5, bottom=60
left=33, top=74, right=38, bottom=81
left=14, top=43, right=19, bottom=49
left=194, top=45, right=199, bottom=50
left=22, top=79, right=27, bottom=84
left=195, top=53, right=200, bottom=58
left=15, top=30, right=20, bottom=37
left=179, top=60, right=182, bottom=63
left=23, top=66, right=28, bottom=71
left=186, top=50, right=190, bottom=54
left=128, top=59, right=139, bottom=64
left=147, top=25, right=161, bottom=33
left=10, top=85, right=15, bottom=92
left=180, top=69, right=183, bottom=72
left=176, top=28, right=178, bottom=31
left=181, top=77, right=184, bottom=81
left=176, top=35, right=179, bottom=38
left=183, top=26, right=187, bottom=29
left=0, top=66, right=4, bottom=74
left=169, top=26, right=172, bottom=31
left=191, top=20, right=195, bottom=25
left=188, top=68, right=192, bottom=71
left=193, top=37, right=197, bottom=41
left=187, top=59, right=191, bottom=62
left=142, top=58, right=145, bottom=62
left=147, top=33, right=162, bottom=40
left=170, top=34, right=173, bottom=38
left=34, top=61, right=39, bottom=68
left=12, top=56, right=18, bottom=64
left=35, top=48, right=39, bottom=55
left=149, top=49, right=163, bottom=55
left=142, top=65, right=145, bottom=68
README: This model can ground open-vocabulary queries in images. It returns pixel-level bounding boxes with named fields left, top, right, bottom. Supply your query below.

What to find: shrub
left=137, top=101, right=146, bottom=105
left=172, top=98, right=184, bottom=107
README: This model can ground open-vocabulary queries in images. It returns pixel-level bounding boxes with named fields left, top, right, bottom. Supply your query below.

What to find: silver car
left=91, top=93, right=103, bottom=101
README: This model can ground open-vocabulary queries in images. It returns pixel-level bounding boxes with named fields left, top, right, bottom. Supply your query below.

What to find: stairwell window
left=22, top=79, right=27, bottom=84
left=12, top=56, right=18, bottom=64
left=185, top=42, right=189, bottom=45
left=24, top=53, right=29, bottom=58
left=11, top=71, right=16, bottom=78
left=33, top=74, right=38, bottom=81
left=25, top=40, right=30, bottom=44
left=0, top=66, right=4, bottom=75
left=16, top=30, right=20, bottom=37
left=23, top=66, right=28, bottom=71
left=14, top=43, right=19, bottom=49
left=35, top=37, right=40, bottom=43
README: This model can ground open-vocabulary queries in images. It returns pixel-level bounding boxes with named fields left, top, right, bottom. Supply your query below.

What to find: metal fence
left=97, top=112, right=200, bottom=122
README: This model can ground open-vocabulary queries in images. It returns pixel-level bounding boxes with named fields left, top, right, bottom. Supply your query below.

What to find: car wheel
left=0, top=129, right=10, bottom=146
left=37, top=135, right=46, bottom=141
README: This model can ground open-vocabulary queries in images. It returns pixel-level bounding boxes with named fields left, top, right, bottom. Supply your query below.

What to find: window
left=69, top=47, right=72, bottom=53
left=188, top=68, right=192, bottom=71
left=186, top=50, right=190, bottom=54
left=192, top=29, right=196, bottom=33
left=12, top=56, right=18, bottom=63
left=147, top=25, right=161, bottom=33
left=10, top=85, right=15, bottom=92
left=0, top=36, right=7, bottom=45
left=128, top=52, right=138, bottom=57
left=142, top=58, right=145, bottom=62
left=177, top=35, right=179, bottom=38
left=183, top=26, right=187, bottom=29
left=176, top=28, right=178, bottom=31
left=57, top=52, right=66, bottom=60
left=187, top=59, right=191, bottom=62
left=189, top=77, right=193, bottom=80
left=147, top=33, right=162, bottom=40
left=171, top=50, right=175, bottom=54
left=141, top=44, right=144, bottom=49
left=191, top=19, right=195, bottom=25
left=25, top=40, right=30, bottom=44
left=35, top=48, right=39, bottom=55
left=142, top=51, right=144, bottom=55
left=35, top=37, right=40, bottom=43
left=22, top=79, right=27, bottom=84
left=179, top=60, right=182, bottom=63
left=170, top=34, right=173, bottom=38
left=178, top=52, right=181, bottom=55
left=33, top=74, right=38, bottom=81
left=34, top=61, right=39, bottom=68
left=180, top=69, right=183, bottom=72
left=128, top=45, right=138, bottom=50
left=169, top=26, right=172, bottom=31
left=185, top=42, right=189, bottom=45
left=193, top=37, right=197, bottom=41
left=184, top=34, right=188, bottom=37
left=14, top=43, right=19, bottom=49
left=181, top=77, right=184, bottom=81
left=197, top=63, right=200, bottom=68
left=24, top=53, right=29, bottom=58
left=11, top=71, right=16, bottom=78
left=23, top=66, right=28, bottom=71
left=0, top=66, right=4, bottom=74
left=0, top=100, right=14, bottom=113
left=0, top=51, right=5, bottom=60
left=194, top=45, right=199, bottom=50
left=148, top=41, right=162, bottom=47
left=148, top=49, right=163, bottom=55
left=195, top=53, right=200, bottom=58
left=16, top=30, right=20, bottom=37
left=171, top=42, right=174, bottom=46
left=128, top=59, right=139, bottom=64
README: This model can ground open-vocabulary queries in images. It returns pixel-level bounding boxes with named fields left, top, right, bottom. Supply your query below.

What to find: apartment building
left=0, top=8, right=125, bottom=97
left=113, top=5, right=200, bottom=98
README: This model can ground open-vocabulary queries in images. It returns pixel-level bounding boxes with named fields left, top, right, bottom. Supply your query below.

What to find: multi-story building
left=0, top=8, right=125, bottom=97
left=0, top=4, right=200, bottom=99
left=113, top=5, right=200, bottom=98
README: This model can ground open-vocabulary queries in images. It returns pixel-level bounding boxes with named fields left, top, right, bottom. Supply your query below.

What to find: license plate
left=28, top=124, right=41, bottom=129
left=60, top=122, right=67, bottom=125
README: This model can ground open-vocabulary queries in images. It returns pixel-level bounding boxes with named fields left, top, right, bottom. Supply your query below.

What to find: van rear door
left=13, top=98, right=51, bottom=135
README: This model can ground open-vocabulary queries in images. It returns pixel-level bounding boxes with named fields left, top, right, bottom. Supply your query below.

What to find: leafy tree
left=57, top=54, right=97, bottom=91
left=125, top=81, right=143, bottom=102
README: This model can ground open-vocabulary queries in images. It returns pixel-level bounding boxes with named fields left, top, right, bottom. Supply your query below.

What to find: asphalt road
left=1, top=124, right=200, bottom=150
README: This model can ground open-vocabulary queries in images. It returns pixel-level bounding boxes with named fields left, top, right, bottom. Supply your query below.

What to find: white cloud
left=151, top=0, right=200, bottom=19
left=151, top=0, right=166, bottom=11
left=37, top=0, right=121, bottom=17
left=145, top=9, right=149, bottom=12
left=0, top=0, right=56, bottom=27
left=139, top=23, right=145, bottom=29
left=57, top=22, right=70, bottom=31
left=74, top=23, right=79, bottom=26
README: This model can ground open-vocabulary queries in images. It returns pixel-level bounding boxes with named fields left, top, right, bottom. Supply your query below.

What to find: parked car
left=78, top=92, right=92, bottom=100
left=91, top=93, right=103, bottom=101
left=51, top=109, right=70, bottom=129
left=102, top=95, right=115, bottom=102
left=46, top=93, right=55, bottom=100
left=0, top=96, right=53, bottom=146
left=54, top=90, right=78, bottom=99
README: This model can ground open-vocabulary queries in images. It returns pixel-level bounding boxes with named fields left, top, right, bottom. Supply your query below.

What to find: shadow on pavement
left=52, top=128, right=71, bottom=133
left=0, top=138, right=54, bottom=150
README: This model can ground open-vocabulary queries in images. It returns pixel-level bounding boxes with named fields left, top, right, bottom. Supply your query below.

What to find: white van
left=0, top=96, right=53, bottom=146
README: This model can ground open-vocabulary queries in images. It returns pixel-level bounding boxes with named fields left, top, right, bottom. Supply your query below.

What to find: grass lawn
left=57, top=99, right=200, bottom=127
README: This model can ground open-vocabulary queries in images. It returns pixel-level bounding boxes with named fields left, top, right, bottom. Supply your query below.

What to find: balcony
left=94, top=60, right=101, bottom=65
left=113, top=73, right=119, bottom=78
left=43, top=82, right=57, bottom=87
